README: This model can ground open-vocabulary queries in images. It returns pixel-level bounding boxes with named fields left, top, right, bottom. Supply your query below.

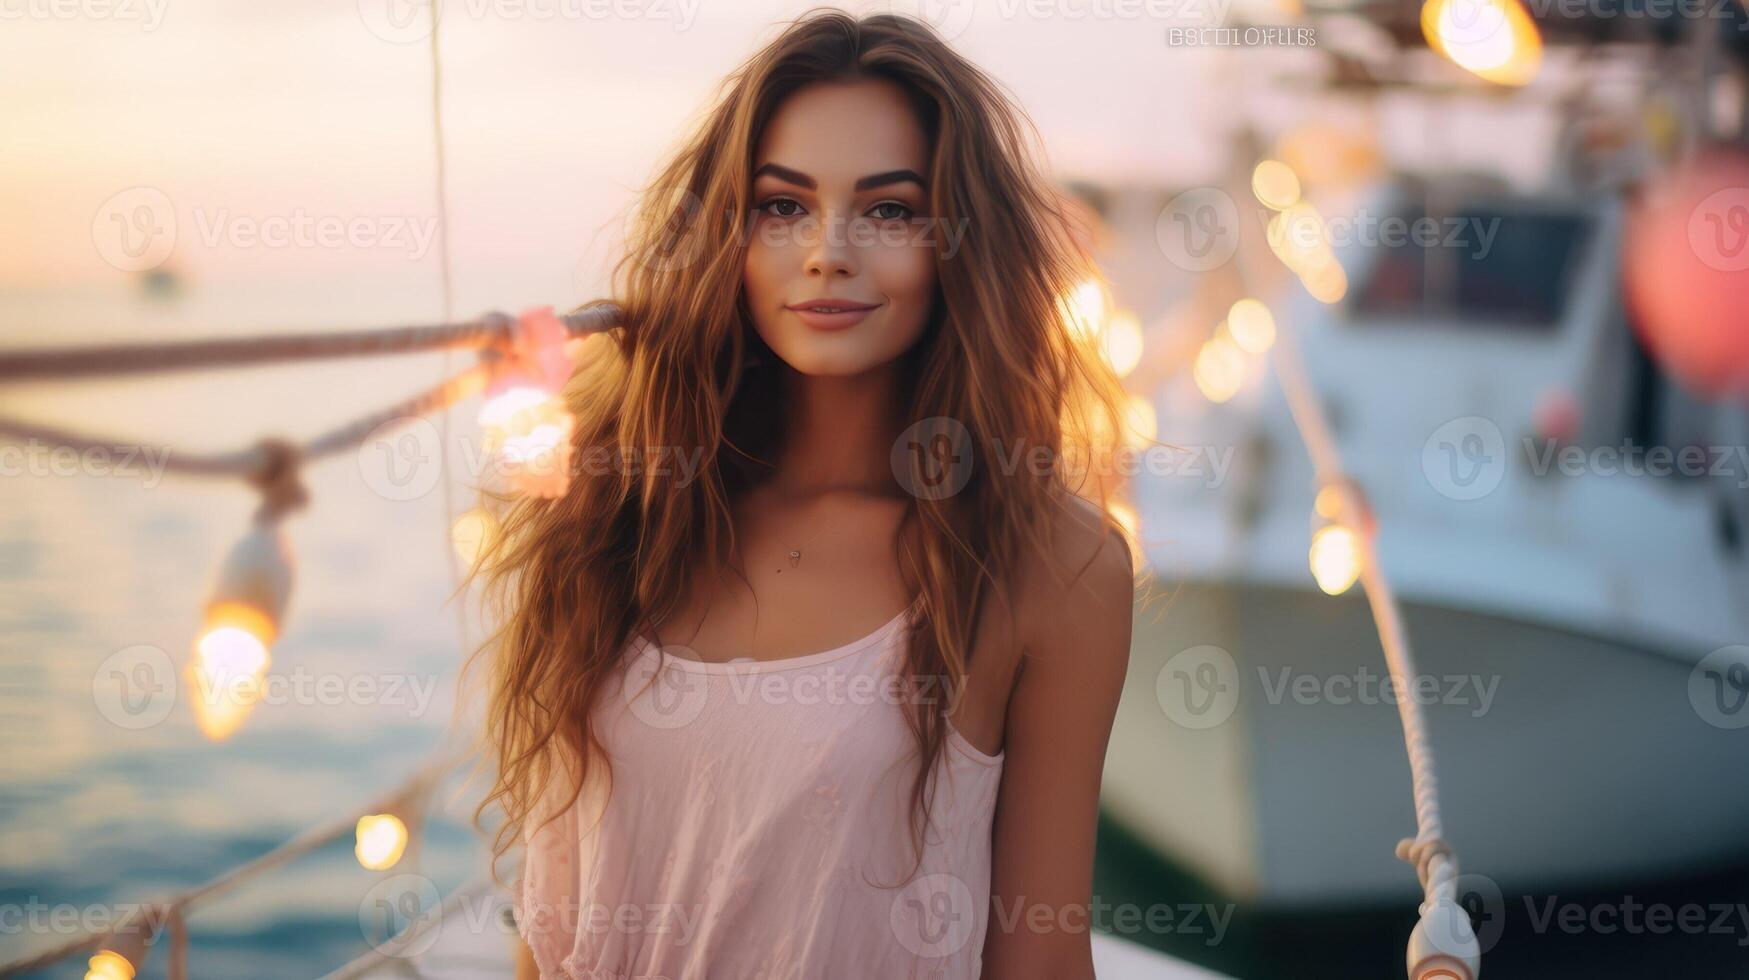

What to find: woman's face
left=743, top=77, right=937, bottom=377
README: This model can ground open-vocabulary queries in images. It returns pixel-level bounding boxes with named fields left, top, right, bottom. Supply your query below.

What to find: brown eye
left=758, top=197, right=804, bottom=218
left=870, top=201, right=913, bottom=221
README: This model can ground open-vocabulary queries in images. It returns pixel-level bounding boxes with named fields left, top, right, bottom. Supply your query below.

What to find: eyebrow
left=752, top=162, right=927, bottom=193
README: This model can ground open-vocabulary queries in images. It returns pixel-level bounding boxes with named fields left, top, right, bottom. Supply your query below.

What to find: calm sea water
left=0, top=285, right=507, bottom=978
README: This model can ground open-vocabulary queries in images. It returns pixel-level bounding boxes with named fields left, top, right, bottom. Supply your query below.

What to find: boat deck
left=332, top=878, right=1232, bottom=979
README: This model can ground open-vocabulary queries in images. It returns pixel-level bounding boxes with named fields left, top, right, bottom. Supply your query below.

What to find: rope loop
left=1395, top=834, right=1455, bottom=891
left=246, top=437, right=308, bottom=523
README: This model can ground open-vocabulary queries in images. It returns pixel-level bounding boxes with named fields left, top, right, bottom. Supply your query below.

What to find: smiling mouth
left=785, top=302, right=882, bottom=332
left=787, top=301, right=881, bottom=313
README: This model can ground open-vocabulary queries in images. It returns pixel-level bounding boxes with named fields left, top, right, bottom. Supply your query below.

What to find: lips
left=785, top=299, right=882, bottom=332
left=786, top=299, right=880, bottom=313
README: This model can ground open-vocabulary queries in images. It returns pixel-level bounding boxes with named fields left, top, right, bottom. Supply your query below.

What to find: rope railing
left=317, top=873, right=500, bottom=980
left=0, top=303, right=623, bottom=484
left=0, top=750, right=463, bottom=979
left=0, top=301, right=622, bottom=977
left=0, top=3, right=612, bottom=976
left=0, top=302, right=621, bottom=381
left=1235, top=210, right=1476, bottom=978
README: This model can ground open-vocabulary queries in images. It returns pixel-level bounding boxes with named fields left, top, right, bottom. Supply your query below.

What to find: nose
left=803, top=209, right=856, bottom=279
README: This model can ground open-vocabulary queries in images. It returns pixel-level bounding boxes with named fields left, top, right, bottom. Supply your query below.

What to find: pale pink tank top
left=513, top=596, right=1006, bottom=980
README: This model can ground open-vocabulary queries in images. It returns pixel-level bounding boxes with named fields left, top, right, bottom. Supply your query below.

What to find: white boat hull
left=1102, top=579, right=1749, bottom=905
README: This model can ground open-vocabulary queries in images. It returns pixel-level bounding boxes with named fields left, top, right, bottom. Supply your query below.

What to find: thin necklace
left=775, top=518, right=840, bottom=572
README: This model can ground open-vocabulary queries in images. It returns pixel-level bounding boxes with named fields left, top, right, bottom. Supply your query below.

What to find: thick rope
left=1265, top=284, right=1460, bottom=912
left=0, top=752, right=461, bottom=977
left=316, top=873, right=498, bottom=980
left=0, top=304, right=622, bottom=482
left=0, top=362, right=492, bottom=478
left=0, top=303, right=620, bottom=380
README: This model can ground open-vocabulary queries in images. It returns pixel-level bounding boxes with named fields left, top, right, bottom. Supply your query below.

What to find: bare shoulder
left=1012, top=493, right=1136, bottom=668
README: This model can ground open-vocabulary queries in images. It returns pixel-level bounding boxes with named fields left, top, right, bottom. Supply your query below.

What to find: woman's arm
left=512, top=932, right=541, bottom=980
left=981, top=506, right=1135, bottom=980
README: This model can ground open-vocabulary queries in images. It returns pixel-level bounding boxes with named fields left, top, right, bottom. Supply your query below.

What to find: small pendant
left=788, top=550, right=801, bottom=568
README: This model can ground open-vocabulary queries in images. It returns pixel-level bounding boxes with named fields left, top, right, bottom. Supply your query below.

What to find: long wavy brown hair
left=463, top=7, right=1139, bottom=891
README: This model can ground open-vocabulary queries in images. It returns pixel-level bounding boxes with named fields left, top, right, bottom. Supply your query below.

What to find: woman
left=469, top=9, right=1140, bottom=979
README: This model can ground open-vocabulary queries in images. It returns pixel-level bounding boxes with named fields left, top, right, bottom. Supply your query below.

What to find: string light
left=1123, top=393, right=1158, bottom=447
left=1301, top=257, right=1349, bottom=304
left=1422, top=0, right=1543, bottom=86
left=478, top=307, right=580, bottom=500
left=1106, top=499, right=1145, bottom=572
left=1226, top=299, right=1277, bottom=354
left=1101, top=310, right=1145, bottom=378
left=355, top=813, right=411, bottom=871
left=84, top=918, right=150, bottom=980
left=85, top=951, right=136, bottom=980
left=1251, top=160, right=1302, bottom=211
left=1309, top=523, right=1362, bottom=595
left=1265, top=200, right=1348, bottom=304
left=450, top=507, right=499, bottom=568
left=1193, top=333, right=1246, bottom=403
left=189, top=522, right=292, bottom=742
left=1060, top=278, right=1109, bottom=341
left=1308, top=480, right=1373, bottom=596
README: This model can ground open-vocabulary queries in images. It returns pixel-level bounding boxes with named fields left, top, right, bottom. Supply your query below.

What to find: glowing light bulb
left=1101, top=311, right=1145, bottom=378
left=1061, top=279, right=1108, bottom=340
left=1193, top=334, right=1246, bottom=403
left=356, top=813, right=410, bottom=870
left=1422, top=0, right=1542, bottom=86
left=1226, top=299, right=1277, bottom=354
left=84, top=928, right=147, bottom=980
left=188, top=615, right=272, bottom=743
left=451, top=507, right=499, bottom=568
left=1251, top=160, right=1302, bottom=210
left=1309, top=524, right=1362, bottom=595
left=477, top=385, right=551, bottom=431
left=85, top=950, right=136, bottom=980
left=1301, top=257, right=1349, bottom=304
left=1124, top=394, right=1158, bottom=447
left=1267, top=202, right=1335, bottom=278
left=190, top=524, right=291, bottom=741
left=479, top=307, right=582, bottom=499
left=1107, top=500, right=1145, bottom=572
left=479, top=387, right=577, bottom=500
